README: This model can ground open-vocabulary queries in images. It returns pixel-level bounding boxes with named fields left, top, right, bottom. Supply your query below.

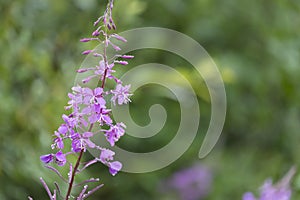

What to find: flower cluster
left=160, top=163, right=213, bottom=200
left=35, top=0, right=133, bottom=199
left=242, top=167, right=296, bottom=200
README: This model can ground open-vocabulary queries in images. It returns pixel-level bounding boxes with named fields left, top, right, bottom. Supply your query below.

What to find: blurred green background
left=1, top=0, right=300, bottom=199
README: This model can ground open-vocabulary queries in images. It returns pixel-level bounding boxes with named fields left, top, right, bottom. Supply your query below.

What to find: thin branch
left=77, top=185, right=88, bottom=200
left=65, top=149, right=84, bottom=200
left=54, top=182, right=64, bottom=199
left=45, top=165, right=68, bottom=183
left=74, top=178, right=100, bottom=187
left=65, top=122, right=95, bottom=199
left=82, top=184, right=104, bottom=199
left=78, top=159, right=97, bottom=172
left=40, top=177, right=53, bottom=200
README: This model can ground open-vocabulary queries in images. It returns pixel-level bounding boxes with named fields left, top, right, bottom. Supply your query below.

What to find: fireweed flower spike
left=31, top=0, right=133, bottom=199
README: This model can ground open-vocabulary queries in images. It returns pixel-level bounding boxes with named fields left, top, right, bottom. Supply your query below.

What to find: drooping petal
left=85, top=139, right=96, bottom=149
left=108, top=161, right=122, bottom=176
left=94, top=87, right=103, bottom=96
left=55, top=151, right=66, bottom=166
left=58, top=124, right=68, bottom=135
left=40, top=154, right=53, bottom=164
left=100, top=149, right=115, bottom=163
left=71, top=139, right=82, bottom=153
left=83, top=132, right=93, bottom=138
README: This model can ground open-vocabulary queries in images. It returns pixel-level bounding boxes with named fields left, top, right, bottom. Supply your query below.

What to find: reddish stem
left=65, top=149, right=84, bottom=200
left=64, top=30, right=109, bottom=200
left=64, top=123, right=94, bottom=200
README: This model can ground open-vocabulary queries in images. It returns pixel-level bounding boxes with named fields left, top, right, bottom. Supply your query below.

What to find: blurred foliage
left=0, top=0, right=300, bottom=199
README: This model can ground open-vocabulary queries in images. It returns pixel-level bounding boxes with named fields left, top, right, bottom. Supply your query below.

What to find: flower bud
left=80, top=38, right=92, bottom=42
left=82, top=50, right=92, bottom=55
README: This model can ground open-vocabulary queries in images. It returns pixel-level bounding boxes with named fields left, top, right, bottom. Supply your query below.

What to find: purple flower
left=101, top=151, right=113, bottom=161
left=243, top=192, right=256, bottom=200
left=38, top=0, right=133, bottom=197
left=71, top=132, right=96, bottom=153
left=104, top=122, right=126, bottom=146
left=70, top=132, right=83, bottom=153
left=94, top=60, right=116, bottom=80
left=40, top=154, right=53, bottom=164
left=108, top=161, right=122, bottom=176
left=242, top=167, right=296, bottom=200
left=71, top=139, right=82, bottom=153
left=58, top=124, right=68, bottom=135
left=98, top=149, right=122, bottom=176
left=82, top=87, right=104, bottom=105
left=55, top=151, right=66, bottom=166
left=111, top=84, right=132, bottom=105
left=62, top=114, right=77, bottom=128
left=161, top=163, right=212, bottom=200
left=82, top=132, right=96, bottom=149
left=98, top=109, right=112, bottom=125
left=99, top=148, right=115, bottom=163
left=40, top=151, right=67, bottom=167
left=53, top=131, right=64, bottom=149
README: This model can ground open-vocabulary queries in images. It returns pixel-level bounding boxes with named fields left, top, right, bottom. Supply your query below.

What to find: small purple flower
left=242, top=192, right=256, bottom=200
left=40, top=151, right=67, bottom=166
left=71, top=132, right=82, bottom=153
left=40, top=154, right=53, bottom=164
left=53, top=131, right=64, bottom=149
left=97, top=149, right=122, bottom=176
left=161, top=163, right=212, bottom=200
left=93, top=60, right=116, bottom=80
left=99, top=148, right=115, bottom=163
left=82, top=87, right=105, bottom=105
left=82, top=132, right=96, bottom=149
left=71, top=139, right=82, bottom=153
left=108, top=161, right=122, bottom=176
left=111, top=84, right=132, bottom=105
left=55, top=151, right=66, bottom=166
left=98, top=109, right=112, bottom=125
left=104, top=122, right=126, bottom=146
left=58, top=124, right=68, bottom=135
left=62, top=114, right=77, bottom=128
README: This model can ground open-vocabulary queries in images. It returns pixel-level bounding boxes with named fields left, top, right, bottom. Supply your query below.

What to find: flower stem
left=65, top=149, right=83, bottom=200
left=65, top=124, right=94, bottom=200
left=101, top=34, right=109, bottom=89
left=65, top=31, right=109, bottom=199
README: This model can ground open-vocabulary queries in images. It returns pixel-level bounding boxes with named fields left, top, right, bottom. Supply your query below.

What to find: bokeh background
left=1, top=0, right=300, bottom=199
